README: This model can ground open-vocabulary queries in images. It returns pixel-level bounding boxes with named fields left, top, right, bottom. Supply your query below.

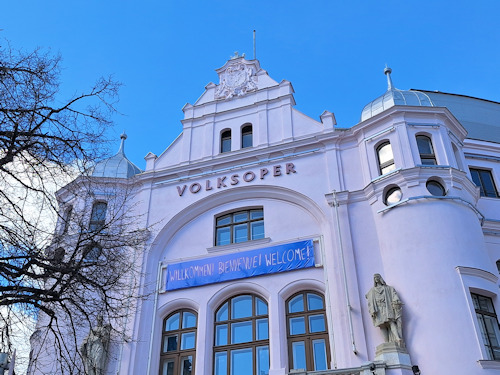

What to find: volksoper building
left=31, top=56, right=500, bottom=375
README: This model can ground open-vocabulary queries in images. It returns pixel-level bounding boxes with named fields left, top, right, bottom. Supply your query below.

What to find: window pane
left=180, top=355, right=193, bottom=375
left=312, top=339, right=328, bottom=370
left=426, top=181, right=445, bottom=196
left=251, top=221, right=264, bottom=240
left=417, top=136, right=433, bottom=155
left=217, top=215, right=232, bottom=226
left=255, top=297, right=268, bottom=315
left=421, top=158, right=437, bottom=165
left=161, top=359, right=175, bottom=375
left=231, top=348, right=253, bottom=375
left=381, top=164, right=396, bottom=175
left=231, top=295, right=252, bottom=319
left=233, top=212, right=248, bottom=223
left=250, top=210, right=263, bottom=220
left=165, top=313, right=180, bottom=331
left=480, top=170, right=498, bottom=197
left=484, top=315, right=500, bottom=347
left=288, top=295, right=304, bottom=313
left=217, top=227, right=231, bottom=246
left=256, top=319, right=269, bottom=340
left=221, top=138, right=231, bottom=153
left=292, top=341, right=306, bottom=370
left=378, top=143, right=394, bottom=164
left=231, top=321, right=253, bottom=344
left=385, top=187, right=403, bottom=205
left=181, top=332, right=196, bottom=350
left=256, top=346, right=270, bottom=375
left=289, top=317, right=306, bottom=335
left=288, top=294, right=304, bottom=313
left=182, top=312, right=197, bottom=328
left=242, top=133, right=252, bottom=148
left=309, top=315, right=326, bottom=333
left=216, top=302, right=229, bottom=322
left=91, top=202, right=107, bottom=221
left=307, top=294, right=324, bottom=310
left=164, top=335, right=178, bottom=352
left=233, top=224, right=248, bottom=243
left=215, top=352, right=227, bottom=375
left=216, top=324, right=228, bottom=346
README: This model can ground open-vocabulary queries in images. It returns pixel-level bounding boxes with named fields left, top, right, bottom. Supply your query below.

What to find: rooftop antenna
left=253, top=30, right=256, bottom=60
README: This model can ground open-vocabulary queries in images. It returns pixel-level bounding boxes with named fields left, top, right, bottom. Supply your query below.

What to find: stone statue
left=365, top=273, right=404, bottom=346
left=81, top=315, right=111, bottom=375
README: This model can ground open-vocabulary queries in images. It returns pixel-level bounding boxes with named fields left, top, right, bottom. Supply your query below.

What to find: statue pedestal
left=375, top=343, right=413, bottom=375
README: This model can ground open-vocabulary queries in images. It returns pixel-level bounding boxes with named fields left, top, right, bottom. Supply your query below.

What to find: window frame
left=61, top=206, right=73, bottom=234
left=416, top=134, right=437, bottom=165
left=376, top=141, right=396, bottom=175
left=213, top=294, right=269, bottom=375
left=241, top=124, right=253, bottom=149
left=221, top=129, right=232, bottom=153
left=89, top=201, right=107, bottom=232
left=470, top=168, right=499, bottom=198
left=286, top=291, right=330, bottom=372
left=160, top=309, right=198, bottom=375
left=214, top=208, right=264, bottom=246
left=471, top=293, right=500, bottom=360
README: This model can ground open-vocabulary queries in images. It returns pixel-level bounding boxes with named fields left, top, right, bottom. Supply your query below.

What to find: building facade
left=32, top=57, right=500, bottom=375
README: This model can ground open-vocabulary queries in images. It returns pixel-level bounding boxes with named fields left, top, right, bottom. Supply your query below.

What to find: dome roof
left=361, top=67, right=434, bottom=122
left=92, top=133, right=142, bottom=178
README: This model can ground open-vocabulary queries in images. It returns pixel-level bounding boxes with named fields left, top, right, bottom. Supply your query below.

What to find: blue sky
left=2, top=1, right=500, bottom=169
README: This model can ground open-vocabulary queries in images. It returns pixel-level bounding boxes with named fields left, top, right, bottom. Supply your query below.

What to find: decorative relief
left=215, top=61, right=257, bottom=100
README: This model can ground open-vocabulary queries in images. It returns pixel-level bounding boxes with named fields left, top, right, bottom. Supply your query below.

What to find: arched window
left=286, top=292, right=330, bottom=371
left=89, top=202, right=107, bottom=232
left=376, top=141, right=396, bottom=175
left=416, top=135, right=437, bottom=165
left=215, top=209, right=264, bottom=246
left=61, top=206, right=73, bottom=234
left=221, top=130, right=232, bottom=153
left=241, top=124, right=253, bottom=149
left=452, top=143, right=463, bottom=170
left=214, top=294, right=269, bottom=375
left=160, top=309, right=197, bottom=375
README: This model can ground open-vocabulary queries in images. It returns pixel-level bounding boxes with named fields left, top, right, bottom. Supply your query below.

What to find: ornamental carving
left=215, top=62, right=257, bottom=100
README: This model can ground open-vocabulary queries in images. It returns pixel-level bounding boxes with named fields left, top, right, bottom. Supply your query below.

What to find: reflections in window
left=89, top=202, right=107, bottom=232
left=214, top=294, right=269, bottom=375
left=161, top=309, right=197, bottom=375
left=242, top=124, right=253, bottom=149
left=472, top=293, right=500, bottom=360
left=416, top=135, right=437, bottom=165
left=470, top=168, right=499, bottom=198
left=215, top=209, right=264, bottom=246
left=287, top=292, right=330, bottom=371
left=376, top=141, right=396, bottom=175
left=221, top=130, right=232, bottom=153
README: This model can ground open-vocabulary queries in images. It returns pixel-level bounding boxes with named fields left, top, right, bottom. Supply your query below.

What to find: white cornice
left=456, top=266, right=498, bottom=284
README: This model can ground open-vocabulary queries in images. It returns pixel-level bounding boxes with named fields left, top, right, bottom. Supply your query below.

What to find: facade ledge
left=477, top=360, right=500, bottom=369
left=287, top=362, right=387, bottom=375
left=207, top=237, right=272, bottom=253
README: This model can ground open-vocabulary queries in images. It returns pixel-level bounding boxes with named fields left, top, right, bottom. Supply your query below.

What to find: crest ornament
left=215, top=60, right=258, bottom=100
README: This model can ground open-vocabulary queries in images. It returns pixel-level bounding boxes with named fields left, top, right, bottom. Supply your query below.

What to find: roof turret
left=361, top=67, right=434, bottom=122
left=92, top=132, right=142, bottom=178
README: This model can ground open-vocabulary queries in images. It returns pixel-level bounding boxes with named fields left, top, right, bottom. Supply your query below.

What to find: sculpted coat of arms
left=215, top=62, right=257, bottom=100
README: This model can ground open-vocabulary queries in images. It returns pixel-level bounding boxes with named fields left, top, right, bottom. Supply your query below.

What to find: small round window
left=384, top=186, right=402, bottom=205
left=426, top=180, right=446, bottom=196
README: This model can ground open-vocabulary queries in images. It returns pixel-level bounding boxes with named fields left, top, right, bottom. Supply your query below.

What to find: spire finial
left=118, top=131, right=127, bottom=155
left=384, top=65, right=394, bottom=90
